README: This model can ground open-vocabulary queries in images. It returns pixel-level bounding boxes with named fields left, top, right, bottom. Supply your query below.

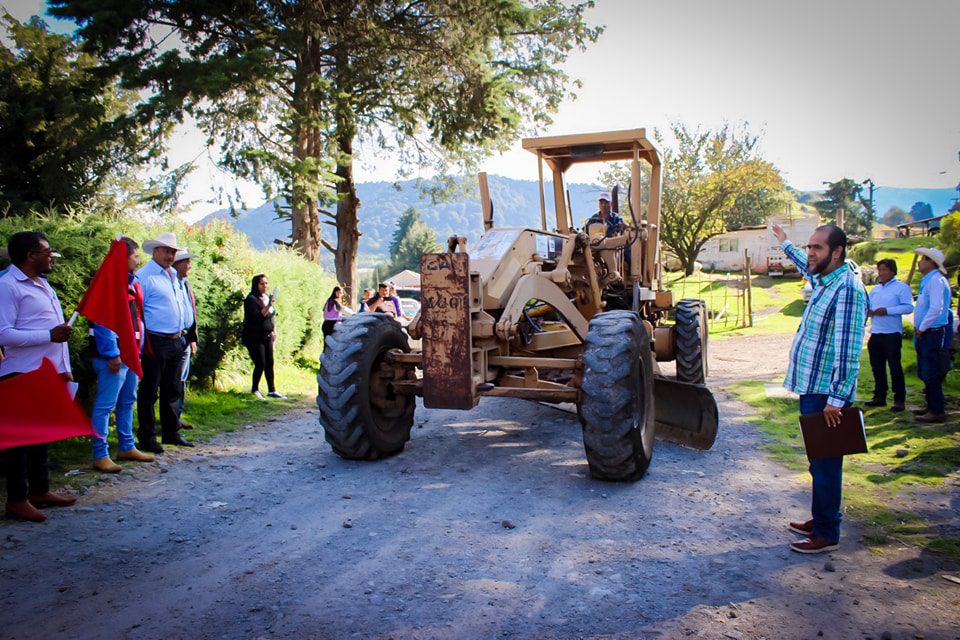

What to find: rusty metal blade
left=420, top=252, right=476, bottom=409
left=653, top=376, right=718, bottom=450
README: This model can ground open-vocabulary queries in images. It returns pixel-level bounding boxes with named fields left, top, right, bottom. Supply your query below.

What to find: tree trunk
left=289, top=22, right=323, bottom=262
left=334, top=132, right=359, bottom=305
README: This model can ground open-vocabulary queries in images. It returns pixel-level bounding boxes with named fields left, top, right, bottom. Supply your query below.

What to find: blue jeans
left=91, top=357, right=139, bottom=460
left=799, top=393, right=849, bottom=543
left=915, top=327, right=949, bottom=415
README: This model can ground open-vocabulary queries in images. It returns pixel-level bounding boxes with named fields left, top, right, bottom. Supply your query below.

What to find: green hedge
left=0, top=211, right=334, bottom=397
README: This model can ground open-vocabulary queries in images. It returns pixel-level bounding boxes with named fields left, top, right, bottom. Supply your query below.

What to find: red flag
left=0, top=359, right=95, bottom=450
left=75, top=239, right=143, bottom=377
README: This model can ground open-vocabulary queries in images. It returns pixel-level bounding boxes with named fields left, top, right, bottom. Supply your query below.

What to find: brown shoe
left=911, top=407, right=929, bottom=416
left=915, top=412, right=947, bottom=423
left=93, top=457, right=122, bottom=473
left=118, top=448, right=155, bottom=463
left=788, top=519, right=814, bottom=535
left=5, top=500, right=47, bottom=522
left=27, top=492, right=77, bottom=508
left=790, top=535, right=839, bottom=554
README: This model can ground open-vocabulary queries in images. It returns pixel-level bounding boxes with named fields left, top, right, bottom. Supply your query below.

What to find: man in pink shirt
left=0, top=232, right=78, bottom=522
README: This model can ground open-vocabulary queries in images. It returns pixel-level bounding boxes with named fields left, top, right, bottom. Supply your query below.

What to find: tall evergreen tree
left=0, top=14, right=164, bottom=215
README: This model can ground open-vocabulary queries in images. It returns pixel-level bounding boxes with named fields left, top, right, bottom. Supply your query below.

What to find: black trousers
left=867, top=333, right=905, bottom=403
left=137, top=333, right=186, bottom=445
left=0, top=371, right=49, bottom=502
left=246, top=339, right=275, bottom=393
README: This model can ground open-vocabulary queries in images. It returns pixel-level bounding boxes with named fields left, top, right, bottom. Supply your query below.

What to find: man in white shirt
left=912, top=248, right=954, bottom=423
left=135, top=233, right=192, bottom=452
left=865, top=259, right=914, bottom=412
left=0, top=232, right=78, bottom=522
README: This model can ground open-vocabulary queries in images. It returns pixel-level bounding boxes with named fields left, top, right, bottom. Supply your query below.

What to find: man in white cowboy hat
left=172, top=248, right=199, bottom=430
left=912, top=247, right=954, bottom=423
left=135, top=232, right=193, bottom=451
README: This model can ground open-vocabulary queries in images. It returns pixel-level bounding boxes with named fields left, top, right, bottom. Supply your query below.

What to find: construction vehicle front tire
left=318, top=314, right=415, bottom=460
left=578, top=310, right=656, bottom=481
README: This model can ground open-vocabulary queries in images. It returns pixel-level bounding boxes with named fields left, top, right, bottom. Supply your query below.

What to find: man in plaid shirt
left=772, top=222, right=868, bottom=554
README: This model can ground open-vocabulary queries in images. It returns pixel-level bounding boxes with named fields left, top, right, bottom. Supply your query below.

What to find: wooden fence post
left=743, top=249, right=753, bottom=328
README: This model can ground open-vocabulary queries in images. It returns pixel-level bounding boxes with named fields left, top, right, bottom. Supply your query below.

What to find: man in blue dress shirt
left=864, top=259, right=914, bottom=412
left=135, top=232, right=193, bottom=452
left=912, top=247, right=954, bottom=423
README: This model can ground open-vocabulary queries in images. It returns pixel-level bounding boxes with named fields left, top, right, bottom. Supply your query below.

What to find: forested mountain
left=197, top=176, right=610, bottom=259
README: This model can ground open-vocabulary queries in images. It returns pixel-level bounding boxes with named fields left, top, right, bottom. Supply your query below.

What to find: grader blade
left=653, top=377, right=718, bottom=450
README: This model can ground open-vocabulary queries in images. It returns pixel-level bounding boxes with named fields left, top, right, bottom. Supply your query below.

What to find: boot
left=915, top=412, right=946, bottom=423
left=93, top=457, right=122, bottom=473
left=26, top=492, right=76, bottom=508
left=118, top=448, right=155, bottom=463
left=911, top=406, right=929, bottom=416
left=5, top=500, right=46, bottom=522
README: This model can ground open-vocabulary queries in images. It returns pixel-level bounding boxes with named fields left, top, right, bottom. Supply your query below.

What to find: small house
left=697, top=212, right=820, bottom=274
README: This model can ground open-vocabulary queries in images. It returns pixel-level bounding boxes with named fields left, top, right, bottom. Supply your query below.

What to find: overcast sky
left=4, top=0, right=959, bottom=220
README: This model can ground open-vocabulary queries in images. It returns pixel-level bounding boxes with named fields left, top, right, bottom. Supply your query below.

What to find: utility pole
left=860, top=178, right=876, bottom=233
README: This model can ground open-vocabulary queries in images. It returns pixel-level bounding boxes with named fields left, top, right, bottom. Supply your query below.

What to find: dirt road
left=2, top=335, right=958, bottom=640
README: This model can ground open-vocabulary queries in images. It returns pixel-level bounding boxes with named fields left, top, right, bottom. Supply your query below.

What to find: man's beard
left=810, top=254, right=832, bottom=275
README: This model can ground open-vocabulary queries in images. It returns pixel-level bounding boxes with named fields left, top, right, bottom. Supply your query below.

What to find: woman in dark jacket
left=242, top=274, right=284, bottom=399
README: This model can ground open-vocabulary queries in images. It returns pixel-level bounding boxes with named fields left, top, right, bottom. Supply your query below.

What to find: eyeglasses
left=29, top=247, right=58, bottom=257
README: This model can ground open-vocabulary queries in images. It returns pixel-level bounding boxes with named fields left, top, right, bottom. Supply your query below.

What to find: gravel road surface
left=2, top=334, right=958, bottom=640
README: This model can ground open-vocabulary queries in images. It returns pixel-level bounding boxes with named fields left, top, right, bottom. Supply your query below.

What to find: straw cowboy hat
left=142, top=232, right=185, bottom=254
left=914, top=247, right=947, bottom=275
left=173, top=249, right=198, bottom=263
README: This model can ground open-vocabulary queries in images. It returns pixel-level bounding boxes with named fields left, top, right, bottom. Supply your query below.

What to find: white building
left=697, top=211, right=820, bottom=274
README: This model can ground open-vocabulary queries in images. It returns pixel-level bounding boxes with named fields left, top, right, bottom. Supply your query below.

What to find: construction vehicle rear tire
left=578, top=310, right=655, bottom=481
left=317, top=314, right=415, bottom=460
left=675, top=299, right=708, bottom=384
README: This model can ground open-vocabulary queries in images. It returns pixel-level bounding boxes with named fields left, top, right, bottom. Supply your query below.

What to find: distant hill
left=196, top=179, right=960, bottom=262
left=196, top=176, right=609, bottom=260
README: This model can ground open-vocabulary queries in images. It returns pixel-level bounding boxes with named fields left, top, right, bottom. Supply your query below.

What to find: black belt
left=148, top=330, right=185, bottom=340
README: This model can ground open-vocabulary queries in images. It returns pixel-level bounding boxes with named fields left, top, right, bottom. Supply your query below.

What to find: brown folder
left=798, top=407, right=868, bottom=460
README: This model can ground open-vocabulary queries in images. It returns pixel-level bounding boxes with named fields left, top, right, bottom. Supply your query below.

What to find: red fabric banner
left=74, top=239, right=143, bottom=377
left=0, top=359, right=95, bottom=450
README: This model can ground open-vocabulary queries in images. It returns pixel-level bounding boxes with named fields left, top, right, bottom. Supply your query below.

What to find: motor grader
left=318, top=129, right=718, bottom=481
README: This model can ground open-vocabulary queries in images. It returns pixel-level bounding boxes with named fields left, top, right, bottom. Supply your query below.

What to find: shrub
left=848, top=240, right=880, bottom=265
left=938, top=212, right=960, bottom=271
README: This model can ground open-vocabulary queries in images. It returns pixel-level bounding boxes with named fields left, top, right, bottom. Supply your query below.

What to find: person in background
left=136, top=232, right=192, bottom=453
left=242, top=274, right=284, bottom=399
left=0, top=232, right=77, bottom=522
left=864, top=258, right=913, bottom=412
left=387, top=283, right=411, bottom=321
left=772, top=222, right=868, bottom=554
left=89, top=237, right=155, bottom=473
left=322, top=286, right=345, bottom=338
left=173, top=249, right=198, bottom=430
left=364, top=283, right=392, bottom=315
left=358, top=288, right=372, bottom=312
left=912, top=247, right=953, bottom=423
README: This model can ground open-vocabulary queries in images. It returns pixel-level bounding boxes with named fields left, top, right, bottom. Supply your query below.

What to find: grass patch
left=730, top=338, right=960, bottom=559
left=666, top=271, right=808, bottom=338
left=2, top=361, right=318, bottom=500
